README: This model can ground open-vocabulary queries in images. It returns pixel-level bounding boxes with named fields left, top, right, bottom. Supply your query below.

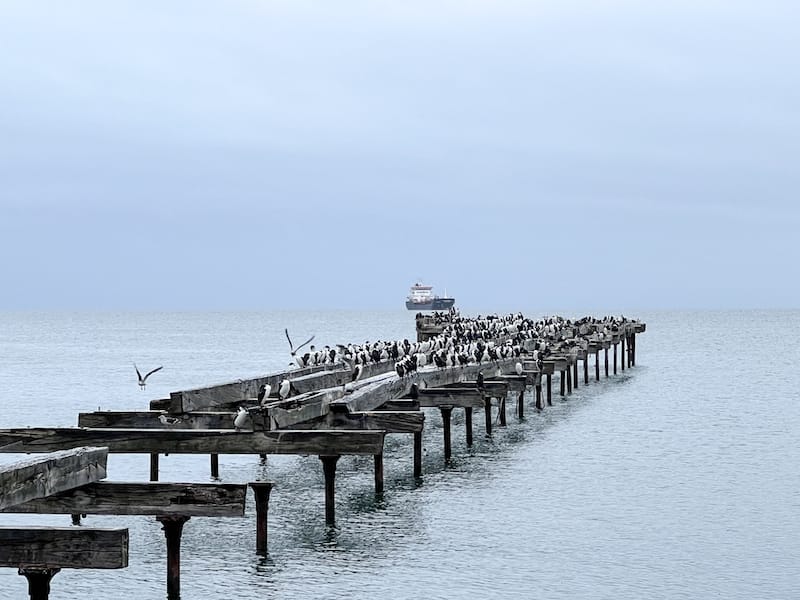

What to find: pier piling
left=18, top=568, right=60, bottom=600
left=157, top=514, right=189, bottom=600
left=248, top=482, right=273, bottom=555
left=464, top=407, right=473, bottom=446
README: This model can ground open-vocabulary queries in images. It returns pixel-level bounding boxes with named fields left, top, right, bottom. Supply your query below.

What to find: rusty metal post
left=319, top=455, right=340, bottom=526
left=19, top=568, right=60, bottom=600
left=373, top=453, right=384, bottom=494
left=248, top=482, right=273, bottom=555
left=157, top=514, right=190, bottom=600
left=210, top=454, right=219, bottom=479
left=413, top=431, right=423, bottom=478
left=573, top=360, right=579, bottom=390
left=483, top=395, right=493, bottom=436
left=150, top=453, right=159, bottom=482
left=440, top=405, right=453, bottom=461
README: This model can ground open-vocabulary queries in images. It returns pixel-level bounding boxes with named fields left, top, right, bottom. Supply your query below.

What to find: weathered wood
left=0, top=447, right=108, bottom=510
left=489, top=374, right=527, bottom=392
left=2, top=482, right=247, bottom=517
left=79, top=411, right=236, bottom=430
left=170, top=361, right=398, bottom=413
left=455, top=380, right=509, bottom=396
left=417, top=388, right=486, bottom=409
left=0, top=527, right=128, bottom=569
left=330, top=360, right=517, bottom=415
left=0, top=428, right=385, bottom=456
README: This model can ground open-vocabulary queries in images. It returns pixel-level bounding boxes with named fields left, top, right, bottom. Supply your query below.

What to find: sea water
left=0, top=310, right=797, bottom=599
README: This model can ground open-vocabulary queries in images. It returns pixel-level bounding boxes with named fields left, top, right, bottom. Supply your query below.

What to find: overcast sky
left=1, top=1, right=797, bottom=311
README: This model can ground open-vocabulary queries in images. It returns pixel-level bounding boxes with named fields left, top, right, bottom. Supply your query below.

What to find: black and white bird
left=279, top=379, right=291, bottom=400
left=351, top=364, right=363, bottom=383
left=233, top=406, right=249, bottom=431
left=257, top=383, right=272, bottom=407
left=134, top=364, right=163, bottom=390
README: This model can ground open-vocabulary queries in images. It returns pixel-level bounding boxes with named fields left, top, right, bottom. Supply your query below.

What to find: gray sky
left=1, top=1, right=797, bottom=311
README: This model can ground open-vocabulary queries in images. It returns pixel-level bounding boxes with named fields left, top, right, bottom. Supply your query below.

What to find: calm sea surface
left=0, top=310, right=798, bottom=599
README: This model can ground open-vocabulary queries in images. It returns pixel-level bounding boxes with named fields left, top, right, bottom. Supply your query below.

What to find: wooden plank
left=297, top=411, right=425, bottom=433
left=78, top=411, right=236, bottom=430
left=2, top=482, right=247, bottom=517
left=0, top=527, right=128, bottom=569
left=417, top=388, right=486, bottom=409
left=0, top=429, right=385, bottom=456
left=488, top=375, right=527, bottom=392
left=170, top=363, right=334, bottom=413
left=0, top=447, right=108, bottom=510
left=455, top=380, right=510, bottom=395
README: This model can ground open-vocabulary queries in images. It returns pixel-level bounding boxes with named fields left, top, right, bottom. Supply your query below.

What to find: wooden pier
left=0, top=311, right=644, bottom=599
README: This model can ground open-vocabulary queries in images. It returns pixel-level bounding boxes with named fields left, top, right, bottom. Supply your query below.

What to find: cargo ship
left=405, top=282, right=455, bottom=311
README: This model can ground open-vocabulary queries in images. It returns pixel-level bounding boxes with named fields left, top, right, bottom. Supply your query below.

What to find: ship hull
left=405, top=298, right=456, bottom=311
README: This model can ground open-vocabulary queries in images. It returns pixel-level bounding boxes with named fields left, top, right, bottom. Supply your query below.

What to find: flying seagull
left=134, top=364, right=163, bottom=390
left=285, top=328, right=315, bottom=357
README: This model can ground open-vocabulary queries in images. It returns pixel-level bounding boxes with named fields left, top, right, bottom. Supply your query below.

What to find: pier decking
left=1, top=311, right=644, bottom=599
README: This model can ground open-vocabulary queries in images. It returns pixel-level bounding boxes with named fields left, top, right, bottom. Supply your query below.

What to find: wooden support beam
left=1, top=482, right=247, bottom=517
left=0, top=429, right=385, bottom=456
left=488, top=375, right=527, bottom=392
left=0, top=447, right=108, bottom=510
left=79, top=411, right=236, bottom=430
left=417, top=388, right=486, bottom=409
left=0, top=527, right=128, bottom=569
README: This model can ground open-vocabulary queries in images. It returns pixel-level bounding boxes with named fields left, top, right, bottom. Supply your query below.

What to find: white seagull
left=134, top=364, right=163, bottom=390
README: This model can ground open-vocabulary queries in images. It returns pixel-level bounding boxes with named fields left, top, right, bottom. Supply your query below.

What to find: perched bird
left=158, top=414, right=181, bottom=426
left=134, top=364, right=163, bottom=390
left=257, top=383, right=272, bottom=407
left=351, top=364, right=363, bottom=383
left=477, top=372, right=485, bottom=390
left=233, top=406, right=249, bottom=431
left=279, top=379, right=291, bottom=400
left=515, top=362, right=524, bottom=376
